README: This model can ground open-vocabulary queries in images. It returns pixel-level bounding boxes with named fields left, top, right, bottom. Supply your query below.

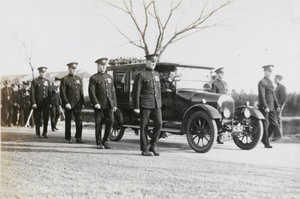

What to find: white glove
left=32, top=104, right=37, bottom=109
left=134, top=109, right=140, bottom=114
left=94, top=104, right=101, bottom=109
left=113, top=107, right=117, bottom=112
left=65, top=103, right=71, bottom=109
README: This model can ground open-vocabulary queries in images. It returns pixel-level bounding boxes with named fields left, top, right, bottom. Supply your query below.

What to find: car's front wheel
left=186, top=111, right=217, bottom=153
left=232, top=117, right=263, bottom=150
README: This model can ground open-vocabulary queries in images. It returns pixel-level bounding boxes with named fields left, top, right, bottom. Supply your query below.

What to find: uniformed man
left=1, top=80, right=14, bottom=127
left=211, top=67, right=228, bottom=94
left=31, top=67, right=52, bottom=138
left=88, top=58, right=117, bottom=149
left=12, top=84, right=20, bottom=126
left=0, top=81, right=3, bottom=126
left=132, top=54, right=162, bottom=156
left=60, top=62, right=85, bottom=143
left=51, top=77, right=62, bottom=131
left=211, top=67, right=228, bottom=144
left=19, top=81, right=31, bottom=126
left=17, top=84, right=23, bottom=126
left=274, top=74, right=287, bottom=137
left=258, top=65, right=281, bottom=148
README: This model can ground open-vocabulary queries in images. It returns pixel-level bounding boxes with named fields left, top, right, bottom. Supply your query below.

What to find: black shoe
left=66, top=139, right=72, bottom=143
left=54, top=127, right=59, bottom=130
left=36, top=135, right=41, bottom=138
left=102, top=141, right=111, bottom=149
left=97, top=143, right=104, bottom=149
left=43, top=133, right=49, bottom=138
left=141, top=151, right=153, bottom=156
left=265, top=145, right=273, bottom=148
left=149, top=146, right=160, bottom=156
left=76, top=138, right=84, bottom=143
left=52, top=128, right=55, bottom=131
left=217, top=137, right=224, bottom=144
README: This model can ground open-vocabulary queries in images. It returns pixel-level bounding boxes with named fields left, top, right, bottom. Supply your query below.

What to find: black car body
left=107, top=62, right=264, bottom=153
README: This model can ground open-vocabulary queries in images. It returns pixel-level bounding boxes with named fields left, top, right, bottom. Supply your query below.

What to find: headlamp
left=243, top=108, right=251, bottom=118
left=223, top=108, right=231, bottom=118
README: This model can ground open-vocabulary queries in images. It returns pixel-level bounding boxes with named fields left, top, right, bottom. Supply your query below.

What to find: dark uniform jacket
left=60, top=74, right=85, bottom=108
left=212, top=78, right=228, bottom=94
left=258, top=77, right=279, bottom=111
left=1, top=86, right=14, bottom=106
left=13, top=90, right=19, bottom=105
left=19, top=88, right=31, bottom=109
left=30, top=77, right=52, bottom=105
left=51, top=85, right=62, bottom=107
left=275, top=83, right=287, bottom=106
left=88, top=72, right=117, bottom=109
left=132, top=68, right=162, bottom=109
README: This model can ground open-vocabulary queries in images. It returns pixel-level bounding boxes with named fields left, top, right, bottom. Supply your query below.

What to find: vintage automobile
left=106, top=62, right=264, bottom=153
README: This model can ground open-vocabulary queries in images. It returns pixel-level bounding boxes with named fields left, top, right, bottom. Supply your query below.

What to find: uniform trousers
left=34, top=101, right=49, bottom=135
left=276, top=104, right=285, bottom=137
left=65, top=105, right=82, bottom=140
left=260, top=109, right=281, bottom=146
left=19, top=109, right=24, bottom=126
left=12, top=105, right=19, bottom=125
left=140, top=108, right=162, bottom=152
left=2, top=103, right=13, bottom=127
left=51, top=106, right=61, bottom=129
left=94, top=108, right=114, bottom=145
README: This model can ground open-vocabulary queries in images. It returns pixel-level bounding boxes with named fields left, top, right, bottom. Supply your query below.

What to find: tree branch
left=103, top=15, right=145, bottom=50
left=159, top=0, right=234, bottom=55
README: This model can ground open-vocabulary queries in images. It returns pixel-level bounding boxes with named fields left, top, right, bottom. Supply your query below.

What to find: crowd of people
left=1, top=56, right=287, bottom=155
left=1, top=55, right=162, bottom=156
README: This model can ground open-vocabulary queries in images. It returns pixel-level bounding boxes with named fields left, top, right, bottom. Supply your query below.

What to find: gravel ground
left=1, top=122, right=300, bottom=199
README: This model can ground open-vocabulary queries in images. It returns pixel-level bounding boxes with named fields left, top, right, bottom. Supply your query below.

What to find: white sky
left=0, top=0, right=299, bottom=94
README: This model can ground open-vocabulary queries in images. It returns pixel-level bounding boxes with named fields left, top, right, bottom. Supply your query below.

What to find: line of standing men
left=29, top=55, right=162, bottom=156
left=1, top=80, right=34, bottom=127
left=210, top=65, right=287, bottom=148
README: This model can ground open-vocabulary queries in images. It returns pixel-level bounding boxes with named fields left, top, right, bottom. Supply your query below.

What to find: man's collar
left=145, top=67, right=153, bottom=71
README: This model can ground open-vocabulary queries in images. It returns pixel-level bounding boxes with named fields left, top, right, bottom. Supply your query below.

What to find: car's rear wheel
left=186, top=111, right=217, bottom=153
left=109, top=109, right=125, bottom=141
left=232, top=117, right=263, bottom=150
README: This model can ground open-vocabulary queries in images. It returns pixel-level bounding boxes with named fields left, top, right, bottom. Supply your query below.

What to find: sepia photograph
left=1, top=0, right=300, bottom=198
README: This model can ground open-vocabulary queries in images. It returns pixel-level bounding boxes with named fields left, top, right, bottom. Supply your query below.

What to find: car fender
left=234, top=105, right=265, bottom=120
left=182, top=104, right=221, bottom=120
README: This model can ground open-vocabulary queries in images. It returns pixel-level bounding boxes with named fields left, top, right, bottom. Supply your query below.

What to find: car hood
left=176, top=88, right=221, bottom=103
left=176, top=88, right=234, bottom=110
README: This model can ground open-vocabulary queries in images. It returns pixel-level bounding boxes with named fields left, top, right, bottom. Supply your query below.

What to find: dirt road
left=1, top=122, right=300, bottom=199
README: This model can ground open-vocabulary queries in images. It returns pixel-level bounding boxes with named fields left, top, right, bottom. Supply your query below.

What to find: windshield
left=175, top=66, right=212, bottom=90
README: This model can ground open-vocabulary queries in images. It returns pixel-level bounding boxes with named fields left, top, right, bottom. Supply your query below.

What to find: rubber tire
left=186, top=111, right=217, bottom=153
left=109, top=109, right=125, bottom=141
left=232, top=117, right=263, bottom=150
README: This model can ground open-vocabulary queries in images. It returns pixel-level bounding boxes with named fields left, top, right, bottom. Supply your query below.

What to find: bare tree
left=100, top=0, right=235, bottom=59
left=13, top=32, right=40, bottom=80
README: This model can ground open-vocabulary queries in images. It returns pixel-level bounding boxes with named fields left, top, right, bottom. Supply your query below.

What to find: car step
left=122, top=124, right=181, bottom=133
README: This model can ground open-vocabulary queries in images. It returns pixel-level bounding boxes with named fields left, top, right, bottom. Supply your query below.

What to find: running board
left=122, top=124, right=181, bottom=133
